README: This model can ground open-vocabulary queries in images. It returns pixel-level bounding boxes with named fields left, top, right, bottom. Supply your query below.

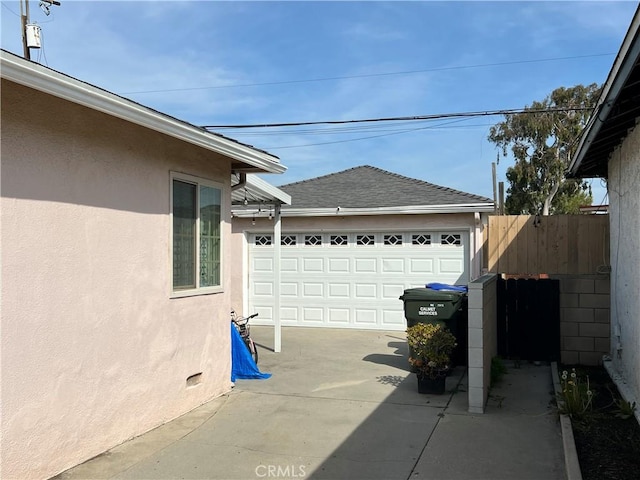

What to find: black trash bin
left=399, top=287, right=468, bottom=367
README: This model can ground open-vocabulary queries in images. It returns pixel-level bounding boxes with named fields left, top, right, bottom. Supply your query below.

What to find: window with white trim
left=281, top=235, right=297, bottom=246
left=356, top=234, right=375, bottom=246
left=383, top=234, right=403, bottom=246
left=441, top=233, right=462, bottom=245
left=330, top=235, right=348, bottom=246
left=412, top=234, right=431, bottom=245
left=305, top=235, right=322, bottom=246
left=171, top=173, right=222, bottom=293
left=255, top=235, right=273, bottom=246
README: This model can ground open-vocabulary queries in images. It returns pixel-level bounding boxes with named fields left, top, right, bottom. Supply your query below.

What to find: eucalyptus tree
left=489, top=84, right=601, bottom=215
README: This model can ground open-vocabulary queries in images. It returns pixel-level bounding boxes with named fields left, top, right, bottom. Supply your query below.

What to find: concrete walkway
left=54, top=327, right=564, bottom=480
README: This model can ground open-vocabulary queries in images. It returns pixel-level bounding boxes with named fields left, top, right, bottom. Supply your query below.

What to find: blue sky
left=2, top=1, right=638, bottom=204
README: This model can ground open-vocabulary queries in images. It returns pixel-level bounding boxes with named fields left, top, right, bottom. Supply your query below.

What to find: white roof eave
left=231, top=175, right=292, bottom=209
left=246, top=176, right=292, bottom=205
left=233, top=203, right=495, bottom=217
left=1, top=50, right=286, bottom=175
left=568, top=8, right=640, bottom=176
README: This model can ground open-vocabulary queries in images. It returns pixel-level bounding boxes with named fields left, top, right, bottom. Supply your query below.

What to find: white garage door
left=248, top=231, right=469, bottom=331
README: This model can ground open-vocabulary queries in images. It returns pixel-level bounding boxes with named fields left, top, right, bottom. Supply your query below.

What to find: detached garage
left=231, top=165, right=493, bottom=332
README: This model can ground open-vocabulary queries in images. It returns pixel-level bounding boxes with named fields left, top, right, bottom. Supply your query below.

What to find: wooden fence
left=487, top=215, right=609, bottom=275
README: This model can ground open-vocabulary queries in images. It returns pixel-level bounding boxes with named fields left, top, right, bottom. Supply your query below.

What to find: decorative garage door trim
left=248, top=230, right=469, bottom=331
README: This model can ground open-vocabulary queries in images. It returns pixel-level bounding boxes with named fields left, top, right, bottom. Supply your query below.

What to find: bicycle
left=231, top=309, right=259, bottom=364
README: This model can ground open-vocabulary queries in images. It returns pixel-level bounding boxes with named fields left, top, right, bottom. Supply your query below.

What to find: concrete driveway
left=56, top=327, right=564, bottom=480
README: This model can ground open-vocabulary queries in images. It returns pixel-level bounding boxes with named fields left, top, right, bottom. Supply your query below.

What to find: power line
left=119, top=53, right=614, bottom=95
left=202, top=106, right=594, bottom=130
left=1, top=2, right=21, bottom=16
left=226, top=121, right=497, bottom=137
left=262, top=117, right=476, bottom=150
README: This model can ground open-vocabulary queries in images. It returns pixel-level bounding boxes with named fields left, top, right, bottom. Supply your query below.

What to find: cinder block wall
left=467, top=273, right=498, bottom=413
left=550, top=274, right=610, bottom=366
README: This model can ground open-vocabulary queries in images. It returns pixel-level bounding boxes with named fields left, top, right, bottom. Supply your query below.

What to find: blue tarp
left=231, top=325, right=271, bottom=381
left=426, top=282, right=468, bottom=293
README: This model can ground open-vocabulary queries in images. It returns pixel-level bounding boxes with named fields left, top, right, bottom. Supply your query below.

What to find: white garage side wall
left=1, top=83, right=234, bottom=479
left=606, top=124, right=640, bottom=418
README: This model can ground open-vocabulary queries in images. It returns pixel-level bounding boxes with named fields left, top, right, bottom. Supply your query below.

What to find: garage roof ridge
left=361, top=165, right=492, bottom=201
left=277, top=165, right=492, bottom=210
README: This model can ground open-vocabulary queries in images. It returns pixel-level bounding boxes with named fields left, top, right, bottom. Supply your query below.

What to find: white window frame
left=170, top=171, right=224, bottom=298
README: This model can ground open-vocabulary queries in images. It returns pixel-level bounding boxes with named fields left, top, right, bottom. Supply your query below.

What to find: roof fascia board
left=233, top=203, right=495, bottom=217
left=1, top=51, right=285, bottom=174
left=569, top=8, right=640, bottom=176
left=246, top=176, right=292, bottom=205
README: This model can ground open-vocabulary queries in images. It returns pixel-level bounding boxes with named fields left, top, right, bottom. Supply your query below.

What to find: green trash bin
left=399, top=287, right=468, bottom=367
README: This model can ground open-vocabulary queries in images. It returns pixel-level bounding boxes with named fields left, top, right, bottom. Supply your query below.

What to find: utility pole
left=492, top=162, right=497, bottom=214
left=20, top=0, right=61, bottom=60
left=20, top=0, right=30, bottom=60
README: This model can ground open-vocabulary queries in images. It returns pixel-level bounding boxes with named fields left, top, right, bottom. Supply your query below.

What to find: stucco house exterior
left=568, top=6, right=640, bottom=420
left=231, top=166, right=494, bottom=332
left=1, top=49, right=287, bottom=479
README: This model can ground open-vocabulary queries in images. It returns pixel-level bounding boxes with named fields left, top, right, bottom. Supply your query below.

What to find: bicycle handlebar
left=230, top=311, right=259, bottom=322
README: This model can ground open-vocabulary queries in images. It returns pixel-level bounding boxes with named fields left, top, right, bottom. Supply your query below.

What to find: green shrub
left=406, top=323, right=456, bottom=379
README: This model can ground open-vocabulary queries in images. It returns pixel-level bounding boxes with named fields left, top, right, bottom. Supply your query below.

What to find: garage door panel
left=439, top=258, right=465, bottom=274
left=382, top=258, right=405, bottom=273
left=328, top=283, right=350, bottom=298
left=303, top=283, right=323, bottom=296
left=410, top=258, right=434, bottom=273
left=381, top=309, right=406, bottom=327
left=281, top=258, right=299, bottom=272
left=354, top=309, right=377, bottom=325
left=328, top=308, right=350, bottom=323
left=355, top=258, right=377, bottom=272
left=253, top=282, right=273, bottom=296
left=281, top=283, right=298, bottom=296
left=253, top=257, right=273, bottom=272
left=303, top=258, right=324, bottom=272
left=254, top=305, right=273, bottom=321
left=302, top=307, right=323, bottom=323
left=328, top=258, right=350, bottom=272
left=382, top=284, right=405, bottom=299
left=355, top=284, right=376, bottom=298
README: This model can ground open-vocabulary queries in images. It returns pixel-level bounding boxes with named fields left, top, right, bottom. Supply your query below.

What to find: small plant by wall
left=490, top=356, right=507, bottom=387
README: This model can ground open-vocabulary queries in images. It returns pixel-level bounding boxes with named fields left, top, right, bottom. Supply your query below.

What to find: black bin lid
left=399, top=287, right=465, bottom=302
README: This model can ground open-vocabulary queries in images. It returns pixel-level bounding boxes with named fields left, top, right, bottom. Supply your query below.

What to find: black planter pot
left=416, top=374, right=446, bottom=394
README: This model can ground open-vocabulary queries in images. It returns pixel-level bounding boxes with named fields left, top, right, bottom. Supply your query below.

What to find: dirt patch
left=564, top=365, right=640, bottom=480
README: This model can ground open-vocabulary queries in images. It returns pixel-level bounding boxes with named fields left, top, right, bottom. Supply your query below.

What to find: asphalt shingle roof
left=278, top=165, right=493, bottom=209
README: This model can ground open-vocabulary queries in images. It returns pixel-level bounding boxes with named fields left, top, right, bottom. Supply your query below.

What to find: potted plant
left=406, top=322, right=457, bottom=394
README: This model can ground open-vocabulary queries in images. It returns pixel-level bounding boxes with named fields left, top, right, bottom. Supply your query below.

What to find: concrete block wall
left=551, top=274, right=611, bottom=366
left=467, top=273, right=498, bottom=414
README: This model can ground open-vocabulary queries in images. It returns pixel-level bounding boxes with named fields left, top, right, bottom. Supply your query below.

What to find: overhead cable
left=120, top=53, right=614, bottom=95
left=202, top=106, right=594, bottom=130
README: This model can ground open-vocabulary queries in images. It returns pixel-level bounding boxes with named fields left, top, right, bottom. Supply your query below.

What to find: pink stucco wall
left=1, top=81, right=234, bottom=479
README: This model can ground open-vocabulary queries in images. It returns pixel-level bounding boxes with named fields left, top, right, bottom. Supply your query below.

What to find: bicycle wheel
left=248, top=339, right=259, bottom=365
